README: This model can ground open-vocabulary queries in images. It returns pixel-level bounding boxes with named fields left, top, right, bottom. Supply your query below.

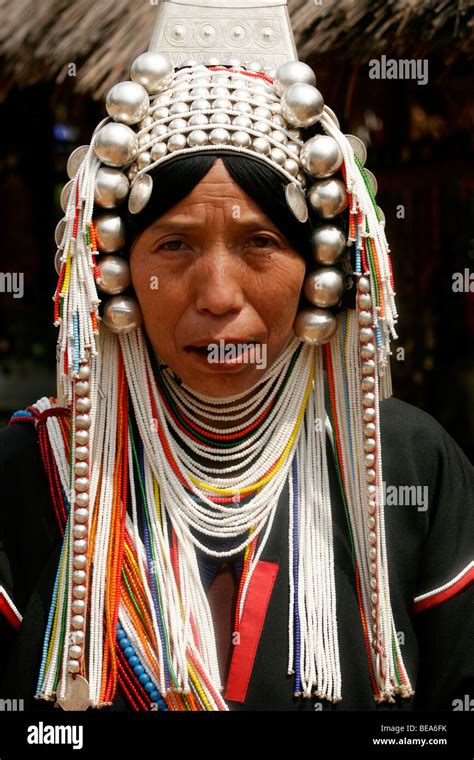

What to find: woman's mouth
left=183, top=340, right=266, bottom=371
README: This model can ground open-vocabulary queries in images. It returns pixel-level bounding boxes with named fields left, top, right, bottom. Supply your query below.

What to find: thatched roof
left=0, top=0, right=472, bottom=100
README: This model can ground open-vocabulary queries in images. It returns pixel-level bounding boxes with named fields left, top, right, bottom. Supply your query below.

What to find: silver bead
left=366, top=469, right=376, bottom=484
left=78, top=365, right=90, bottom=380
left=358, top=276, right=371, bottom=293
left=71, top=615, right=85, bottom=630
left=209, top=112, right=231, bottom=125
left=73, top=539, right=87, bottom=555
left=367, top=485, right=376, bottom=496
left=362, top=376, right=376, bottom=392
left=69, top=645, right=82, bottom=660
left=234, top=101, right=252, bottom=114
left=283, top=158, right=299, bottom=177
left=72, top=599, right=86, bottom=614
left=360, top=327, right=374, bottom=344
left=252, top=136, right=271, bottom=155
left=74, top=462, right=88, bottom=478
left=363, top=407, right=376, bottom=423
left=281, top=83, right=324, bottom=128
left=75, top=446, right=89, bottom=461
left=154, top=91, right=171, bottom=106
left=75, top=508, right=89, bottom=524
left=75, top=494, right=89, bottom=511
left=73, top=555, right=87, bottom=570
left=368, top=531, right=377, bottom=546
left=68, top=659, right=80, bottom=674
left=364, top=423, right=376, bottom=438
left=94, top=123, right=139, bottom=168
left=232, top=115, right=252, bottom=129
left=210, top=86, right=229, bottom=98
left=272, top=114, right=285, bottom=127
left=74, top=478, right=89, bottom=493
left=300, top=135, right=343, bottom=178
left=75, top=414, right=91, bottom=431
left=312, top=225, right=346, bottom=266
left=371, top=592, right=378, bottom=605
left=365, top=453, right=375, bottom=468
left=131, top=52, right=174, bottom=93
left=345, top=134, right=367, bottom=166
left=187, top=129, right=208, bottom=147
left=151, top=142, right=168, bottom=160
left=190, top=87, right=210, bottom=98
left=95, top=213, right=126, bottom=253
left=286, top=142, right=301, bottom=156
left=308, top=179, right=348, bottom=218
left=209, top=128, right=230, bottom=144
left=168, top=117, right=188, bottom=131
left=136, top=151, right=151, bottom=170
left=96, top=255, right=131, bottom=295
left=102, top=295, right=143, bottom=334
left=274, top=61, right=316, bottom=96
left=169, top=101, right=190, bottom=116
left=140, top=115, right=154, bottom=129
left=212, top=98, right=232, bottom=110
left=127, top=165, right=138, bottom=182
left=364, top=438, right=376, bottom=453
left=167, top=133, right=187, bottom=151
left=362, top=360, right=376, bottom=375
left=293, top=308, right=337, bottom=345
left=75, top=428, right=89, bottom=445
left=303, top=268, right=344, bottom=308
left=253, top=106, right=272, bottom=120
left=370, top=576, right=377, bottom=589
left=359, top=309, right=372, bottom=326
left=231, top=131, right=252, bottom=148
left=190, top=98, right=211, bottom=111
left=358, top=292, right=372, bottom=310
left=232, top=89, right=251, bottom=102
left=188, top=113, right=209, bottom=126
left=106, top=81, right=149, bottom=126
left=94, top=167, right=130, bottom=209
left=296, top=172, right=307, bottom=189
left=75, top=397, right=91, bottom=413
left=153, top=107, right=170, bottom=120
left=73, top=571, right=86, bottom=585
left=151, top=124, right=170, bottom=137
left=367, top=501, right=376, bottom=516
left=270, top=129, right=287, bottom=145
left=270, top=148, right=286, bottom=165
left=362, top=392, right=375, bottom=408
left=75, top=380, right=89, bottom=397
left=73, top=585, right=87, bottom=600
left=254, top=121, right=271, bottom=135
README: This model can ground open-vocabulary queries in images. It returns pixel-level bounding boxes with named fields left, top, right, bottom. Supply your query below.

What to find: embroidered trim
left=414, top=560, right=474, bottom=613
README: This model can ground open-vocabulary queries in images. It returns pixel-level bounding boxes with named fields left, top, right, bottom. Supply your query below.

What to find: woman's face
left=129, top=158, right=306, bottom=397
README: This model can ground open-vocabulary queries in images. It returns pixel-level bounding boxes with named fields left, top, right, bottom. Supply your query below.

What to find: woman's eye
left=159, top=240, right=186, bottom=251
left=248, top=236, right=278, bottom=248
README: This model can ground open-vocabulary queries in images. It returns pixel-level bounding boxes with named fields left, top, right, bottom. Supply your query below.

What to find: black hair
left=123, top=152, right=314, bottom=266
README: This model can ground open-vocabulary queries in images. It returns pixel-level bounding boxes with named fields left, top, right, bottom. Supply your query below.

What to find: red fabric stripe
left=224, top=560, right=279, bottom=703
left=0, top=589, right=22, bottom=631
left=414, top=564, right=474, bottom=613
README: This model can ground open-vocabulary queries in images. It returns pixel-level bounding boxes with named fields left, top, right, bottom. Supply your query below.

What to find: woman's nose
left=194, top=249, right=245, bottom=316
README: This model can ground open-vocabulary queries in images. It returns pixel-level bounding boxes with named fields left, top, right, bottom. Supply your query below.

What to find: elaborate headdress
left=33, top=0, right=412, bottom=710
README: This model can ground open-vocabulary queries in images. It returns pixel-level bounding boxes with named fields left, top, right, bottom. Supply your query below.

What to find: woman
left=1, top=27, right=473, bottom=711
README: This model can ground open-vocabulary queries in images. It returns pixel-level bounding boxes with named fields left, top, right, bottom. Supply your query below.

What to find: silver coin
left=285, top=181, right=308, bottom=223
left=56, top=674, right=90, bottom=711
left=128, top=174, right=153, bottom=214
left=67, top=146, right=89, bottom=180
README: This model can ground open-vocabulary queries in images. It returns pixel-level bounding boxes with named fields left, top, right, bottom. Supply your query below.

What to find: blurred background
left=0, top=0, right=473, bottom=458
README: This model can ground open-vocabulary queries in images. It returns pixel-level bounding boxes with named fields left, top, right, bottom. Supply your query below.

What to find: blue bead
left=149, top=690, right=160, bottom=702
left=124, top=647, right=135, bottom=659
left=133, top=665, right=144, bottom=677
left=144, top=682, right=155, bottom=694
left=128, top=655, right=139, bottom=668
left=119, top=637, right=130, bottom=650
left=139, top=673, right=150, bottom=685
left=117, top=623, right=124, bottom=633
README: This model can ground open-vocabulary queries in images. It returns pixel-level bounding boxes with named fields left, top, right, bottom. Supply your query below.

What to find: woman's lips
left=183, top=340, right=263, bottom=372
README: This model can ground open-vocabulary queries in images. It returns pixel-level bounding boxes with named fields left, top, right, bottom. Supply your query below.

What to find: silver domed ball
left=131, top=52, right=174, bottom=93
left=96, top=255, right=131, bottom=295
left=303, top=267, right=345, bottom=308
left=312, top=225, right=346, bottom=265
left=94, top=167, right=130, bottom=208
left=281, top=83, right=324, bottom=128
left=300, top=135, right=343, bottom=178
left=308, top=179, right=348, bottom=218
left=293, top=308, right=337, bottom=345
left=274, top=61, right=316, bottom=97
left=102, top=295, right=143, bottom=334
left=94, top=213, right=126, bottom=253
left=106, top=81, right=149, bottom=126
left=94, top=123, right=138, bottom=168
